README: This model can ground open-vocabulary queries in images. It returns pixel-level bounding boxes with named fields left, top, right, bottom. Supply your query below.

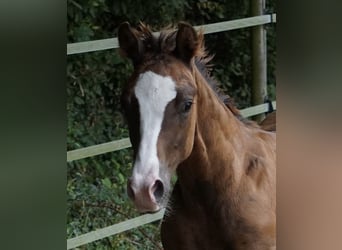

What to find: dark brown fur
left=260, top=112, right=276, bottom=132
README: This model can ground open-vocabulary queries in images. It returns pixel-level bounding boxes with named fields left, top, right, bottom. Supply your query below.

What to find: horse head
left=118, top=22, right=201, bottom=212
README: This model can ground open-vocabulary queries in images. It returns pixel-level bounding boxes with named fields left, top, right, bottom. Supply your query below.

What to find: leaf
left=74, top=96, right=84, bottom=105
left=74, top=24, right=94, bottom=42
left=94, top=85, right=102, bottom=95
left=101, top=177, right=112, bottom=189
left=118, top=173, right=125, bottom=184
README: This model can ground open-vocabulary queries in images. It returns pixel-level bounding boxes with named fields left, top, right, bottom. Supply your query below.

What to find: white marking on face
left=132, top=71, right=177, bottom=186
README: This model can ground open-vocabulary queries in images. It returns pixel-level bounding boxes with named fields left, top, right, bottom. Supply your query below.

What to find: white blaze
left=133, top=71, right=177, bottom=186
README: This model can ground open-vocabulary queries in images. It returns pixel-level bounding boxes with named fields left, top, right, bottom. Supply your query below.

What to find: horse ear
left=175, top=22, right=199, bottom=64
left=118, top=22, right=143, bottom=66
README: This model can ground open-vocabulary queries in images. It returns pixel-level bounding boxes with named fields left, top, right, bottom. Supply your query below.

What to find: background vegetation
left=67, top=0, right=276, bottom=249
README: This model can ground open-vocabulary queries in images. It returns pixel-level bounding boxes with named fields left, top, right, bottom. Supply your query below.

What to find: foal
left=118, top=22, right=276, bottom=250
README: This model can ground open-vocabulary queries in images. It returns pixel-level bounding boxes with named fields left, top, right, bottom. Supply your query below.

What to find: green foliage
left=67, top=0, right=276, bottom=249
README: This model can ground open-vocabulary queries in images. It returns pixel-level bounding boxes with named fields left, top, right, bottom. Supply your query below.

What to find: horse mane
left=131, top=22, right=257, bottom=126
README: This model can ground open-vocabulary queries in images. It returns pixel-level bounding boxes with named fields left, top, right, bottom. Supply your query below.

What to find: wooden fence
left=67, top=14, right=276, bottom=249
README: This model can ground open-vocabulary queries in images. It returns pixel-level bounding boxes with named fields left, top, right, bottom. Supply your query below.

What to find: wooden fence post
left=251, top=0, right=267, bottom=122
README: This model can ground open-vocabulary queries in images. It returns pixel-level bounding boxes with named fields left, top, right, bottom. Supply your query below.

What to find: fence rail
left=67, top=14, right=276, bottom=249
left=67, top=14, right=276, bottom=55
left=67, top=209, right=165, bottom=249
left=67, top=101, right=276, bottom=162
left=67, top=138, right=131, bottom=162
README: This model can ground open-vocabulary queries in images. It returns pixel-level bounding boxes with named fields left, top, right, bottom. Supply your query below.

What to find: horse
left=260, top=112, right=276, bottom=132
left=118, top=21, right=276, bottom=250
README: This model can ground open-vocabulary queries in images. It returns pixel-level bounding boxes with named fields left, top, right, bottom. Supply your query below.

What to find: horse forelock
left=133, top=22, right=206, bottom=59
left=133, top=22, right=257, bottom=127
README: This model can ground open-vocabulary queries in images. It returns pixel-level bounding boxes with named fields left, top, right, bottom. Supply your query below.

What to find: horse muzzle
left=127, top=177, right=165, bottom=213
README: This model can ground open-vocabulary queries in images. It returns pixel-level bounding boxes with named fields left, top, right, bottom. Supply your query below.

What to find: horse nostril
left=152, top=179, right=164, bottom=202
left=127, top=180, right=135, bottom=200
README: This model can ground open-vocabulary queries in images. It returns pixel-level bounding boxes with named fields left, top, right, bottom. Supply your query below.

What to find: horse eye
left=183, top=100, right=193, bottom=113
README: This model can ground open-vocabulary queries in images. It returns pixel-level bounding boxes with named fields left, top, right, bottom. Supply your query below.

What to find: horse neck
left=177, top=68, right=250, bottom=202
